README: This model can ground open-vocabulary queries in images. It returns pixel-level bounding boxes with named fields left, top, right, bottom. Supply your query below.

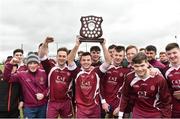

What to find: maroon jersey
left=165, top=65, right=180, bottom=117
left=119, top=72, right=172, bottom=118
left=101, top=65, right=130, bottom=109
left=41, top=59, right=72, bottom=102
left=74, top=67, right=103, bottom=107
left=70, top=62, right=110, bottom=118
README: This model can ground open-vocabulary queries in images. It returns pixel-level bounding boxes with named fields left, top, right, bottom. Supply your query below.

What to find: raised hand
left=10, top=57, right=20, bottom=65
left=45, top=37, right=54, bottom=44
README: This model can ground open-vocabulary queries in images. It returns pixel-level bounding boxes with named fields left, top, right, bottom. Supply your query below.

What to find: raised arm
left=38, top=37, right=54, bottom=58
left=67, top=36, right=81, bottom=65
left=100, top=39, right=111, bottom=65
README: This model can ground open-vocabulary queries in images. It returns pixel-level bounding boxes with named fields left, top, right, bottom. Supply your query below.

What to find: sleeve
left=99, top=62, right=110, bottom=73
left=119, top=75, right=131, bottom=113
left=3, top=63, right=20, bottom=83
left=158, top=75, right=172, bottom=118
left=41, top=58, right=54, bottom=74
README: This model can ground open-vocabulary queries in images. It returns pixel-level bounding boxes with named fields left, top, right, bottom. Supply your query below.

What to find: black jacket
left=0, top=73, right=22, bottom=112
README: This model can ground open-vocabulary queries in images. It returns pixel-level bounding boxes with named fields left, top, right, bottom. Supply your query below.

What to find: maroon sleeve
left=157, top=75, right=172, bottom=118
left=119, top=74, right=133, bottom=112
left=41, top=59, right=54, bottom=74
left=3, top=63, right=20, bottom=82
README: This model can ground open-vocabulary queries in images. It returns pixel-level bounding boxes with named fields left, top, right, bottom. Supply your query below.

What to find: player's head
left=80, top=52, right=92, bottom=71
left=113, top=46, right=125, bottom=66
left=90, top=46, right=101, bottom=63
left=145, top=45, right=157, bottom=61
left=13, top=49, right=24, bottom=62
left=159, top=51, right=169, bottom=62
left=56, top=47, right=68, bottom=66
left=132, top=52, right=149, bottom=78
left=108, top=44, right=116, bottom=58
left=165, top=43, right=180, bottom=65
left=126, top=45, right=138, bottom=63
left=26, top=53, right=40, bottom=72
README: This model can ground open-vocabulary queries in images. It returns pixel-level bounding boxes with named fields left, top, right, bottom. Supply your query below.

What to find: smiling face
left=27, top=61, right=39, bottom=72
left=80, top=55, right=92, bottom=71
left=146, top=50, right=156, bottom=61
left=166, top=48, right=180, bottom=65
left=132, top=60, right=149, bottom=78
left=113, top=50, right=125, bottom=66
left=56, top=51, right=67, bottom=67
left=126, top=48, right=138, bottom=63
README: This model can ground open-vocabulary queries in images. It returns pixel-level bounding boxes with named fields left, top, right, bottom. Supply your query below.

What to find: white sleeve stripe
left=40, top=55, right=48, bottom=61
left=68, top=61, right=77, bottom=71
left=99, top=62, right=110, bottom=73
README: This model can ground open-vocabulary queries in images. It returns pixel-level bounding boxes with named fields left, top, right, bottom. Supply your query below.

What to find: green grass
left=0, top=64, right=3, bottom=71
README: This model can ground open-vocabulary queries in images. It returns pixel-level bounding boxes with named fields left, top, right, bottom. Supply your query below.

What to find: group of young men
left=0, top=36, right=180, bottom=118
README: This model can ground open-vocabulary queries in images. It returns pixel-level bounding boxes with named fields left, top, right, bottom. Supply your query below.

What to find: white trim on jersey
left=39, top=55, right=48, bottom=61
left=47, top=65, right=68, bottom=87
left=99, top=62, right=110, bottom=73
left=165, top=65, right=180, bottom=79
left=94, top=73, right=100, bottom=99
left=130, top=74, right=151, bottom=87
left=153, top=86, right=160, bottom=111
left=68, top=61, right=77, bottom=71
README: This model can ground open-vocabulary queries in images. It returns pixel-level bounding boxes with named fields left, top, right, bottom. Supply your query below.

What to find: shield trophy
left=79, top=15, right=104, bottom=43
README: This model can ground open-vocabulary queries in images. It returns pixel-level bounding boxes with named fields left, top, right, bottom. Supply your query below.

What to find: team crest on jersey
left=66, top=72, right=71, bottom=77
left=90, top=75, right=95, bottom=79
left=39, top=77, right=44, bottom=84
left=150, top=85, right=155, bottom=91
left=119, top=72, right=123, bottom=77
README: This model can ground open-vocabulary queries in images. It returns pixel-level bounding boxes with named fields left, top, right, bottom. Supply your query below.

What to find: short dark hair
left=145, top=45, right=157, bottom=53
left=108, top=44, right=116, bottom=50
left=80, top=52, right=91, bottom=61
left=13, top=49, right=24, bottom=55
left=57, top=47, right=68, bottom=55
left=139, top=48, right=146, bottom=51
left=126, top=45, right=138, bottom=53
left=115, top=46, right=125, bottom=52
left=159, top=51, right=166, bottom=55
left=132, top=52, right=147, bottom=64
left=165, top=43, right=179, bottom=51
left=90, top=46, right=101, bottom=52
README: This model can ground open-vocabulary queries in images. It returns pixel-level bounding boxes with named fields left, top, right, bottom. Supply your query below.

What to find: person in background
left=165, top=43, right=180, bottom=118
left=119, top=52, right=172, bottom=118
left=139, top=48, right=146, bottom=53
left=126, top=45, right=139, bottom=70
left=0, top=63, right=22, bottom=118
left=159, top=51, right=170, bottom=67
left=3, top=53, right=48, bottom=118
left=90, top=46, right=102, bottom=67
left=145, top=45, right=166, bottom=75
left=108, top=44, right=116, bottom=58
left=75, top=50, right=84, bottom=67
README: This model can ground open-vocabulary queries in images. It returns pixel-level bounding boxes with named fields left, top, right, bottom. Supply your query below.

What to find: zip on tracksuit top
left=3, top=63, right=48, bottom=108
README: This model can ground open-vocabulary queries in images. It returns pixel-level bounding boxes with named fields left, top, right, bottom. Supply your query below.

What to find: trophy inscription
left=79, top=15, right=104, bottom=43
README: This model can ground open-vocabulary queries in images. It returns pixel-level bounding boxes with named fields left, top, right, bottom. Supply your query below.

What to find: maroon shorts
left=76, top=104, right=100, bottom=118
left=47, top=99, right=73, bottom=118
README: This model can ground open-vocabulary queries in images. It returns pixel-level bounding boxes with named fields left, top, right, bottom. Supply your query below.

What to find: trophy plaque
left=79, top=15, right=104, bottom=43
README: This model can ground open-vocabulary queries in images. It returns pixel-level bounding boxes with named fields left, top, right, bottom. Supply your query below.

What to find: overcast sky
left=1, top=0, right=180, bottom=62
